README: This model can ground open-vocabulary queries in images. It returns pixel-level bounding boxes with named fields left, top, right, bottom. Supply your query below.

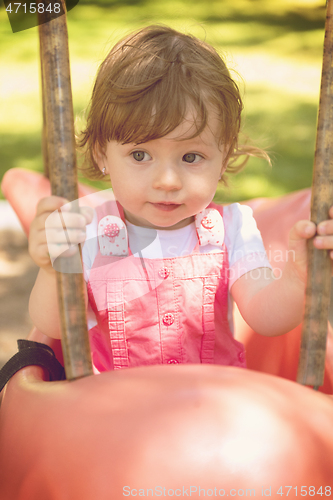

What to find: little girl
left=29, top=25, right=333, bottom=372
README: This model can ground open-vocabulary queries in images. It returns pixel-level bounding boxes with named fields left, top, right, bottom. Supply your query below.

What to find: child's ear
left=221, top=163, right=228, bottom=176
left=93, top=144, right=106, bottom=171
left=219, top=167, right=227, bottom=181
left=221, top=143, right=232, bottom=174
left=220, top=153, right=229, bottom=177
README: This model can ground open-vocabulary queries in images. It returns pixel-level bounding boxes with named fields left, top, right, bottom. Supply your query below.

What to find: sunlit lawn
left=0, top=0, right=326, bottom=202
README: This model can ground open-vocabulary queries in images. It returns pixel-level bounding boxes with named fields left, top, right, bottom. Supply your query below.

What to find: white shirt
left=82, top=203, right=271, bottom=289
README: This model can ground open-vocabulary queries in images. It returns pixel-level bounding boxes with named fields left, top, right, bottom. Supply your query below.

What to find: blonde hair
left=79, top=25, right=269, bottom=180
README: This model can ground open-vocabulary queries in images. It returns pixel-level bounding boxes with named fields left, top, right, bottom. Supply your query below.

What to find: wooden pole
left=297, top=0, right=333, bottom=388
left=38, top=1, right=93, bottom=380
left=40, top=35, right=49, bottom=179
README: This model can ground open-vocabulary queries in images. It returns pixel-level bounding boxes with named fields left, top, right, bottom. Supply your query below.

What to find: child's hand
left=288, top=206, right=333, bottom=285
left=29, top=196, right=94, bottom=273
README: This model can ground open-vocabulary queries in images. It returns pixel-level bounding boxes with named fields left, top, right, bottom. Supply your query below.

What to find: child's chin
left=154, top=217, right=194, bottom=231
left=144, top=218, right=182, bottom=230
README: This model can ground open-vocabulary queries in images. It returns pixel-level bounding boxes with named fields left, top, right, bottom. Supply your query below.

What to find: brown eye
left=183, top=153, right=202, bottom=163
left=183, top=153, right=196, bottom=163
left=132, top=151, right=146, bottom=161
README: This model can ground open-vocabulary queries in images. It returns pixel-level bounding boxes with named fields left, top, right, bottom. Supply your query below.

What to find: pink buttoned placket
left=86, top=201, right=247, bottom=373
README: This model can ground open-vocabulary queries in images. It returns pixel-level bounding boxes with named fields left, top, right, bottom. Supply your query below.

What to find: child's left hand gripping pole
left=297, top=0, right=333, bottom=389
left=38, top=0, right=93, bottom=380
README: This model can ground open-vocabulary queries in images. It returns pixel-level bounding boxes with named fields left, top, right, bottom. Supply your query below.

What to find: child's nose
left=152, top=163, right=182, bottom=191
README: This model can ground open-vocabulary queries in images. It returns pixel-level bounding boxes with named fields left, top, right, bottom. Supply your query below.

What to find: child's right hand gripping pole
left=38, top=0, right=93, bottom=380
left=297, top=0, right=333, bottom=388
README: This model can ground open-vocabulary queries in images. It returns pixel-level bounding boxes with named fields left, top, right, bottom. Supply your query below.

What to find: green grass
left=0, top=0, right=326, bottom=203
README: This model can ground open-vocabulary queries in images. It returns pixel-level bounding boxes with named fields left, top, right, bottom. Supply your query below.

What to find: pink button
left=158, top=267, right=170, bottom=279
left=201, top=216, right=214, bottom=229
left=167, top=359, right=178, bottom=364
left=104, top=223, right=120, bottom=239
left=162, top=313, right=174, bottom=326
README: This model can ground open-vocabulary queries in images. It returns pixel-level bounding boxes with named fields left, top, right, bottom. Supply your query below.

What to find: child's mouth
left=151, top=202, right=181, bottom=212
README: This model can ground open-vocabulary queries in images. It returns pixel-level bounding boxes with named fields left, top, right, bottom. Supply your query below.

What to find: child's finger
left=80, top=206, right=94, bottom=225
left=35, top=199, right=93, bottom=231
left=289, top=220, right=316, bottom=242
left=35, top=196, right=70, bottom=216
left=47, top=242, right=79, bottom=261
left=317, top=219, right=333, bottom=236
left=45, top=227, right=86, bottom=245
left=45, top=211, right=87, bottom=231
left=328, top=206, right=333, bottom=219
left=313, top=235, right=333, bottom=250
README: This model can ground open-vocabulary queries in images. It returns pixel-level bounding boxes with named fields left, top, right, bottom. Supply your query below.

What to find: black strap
left=0, top=340, right=65, bottom=392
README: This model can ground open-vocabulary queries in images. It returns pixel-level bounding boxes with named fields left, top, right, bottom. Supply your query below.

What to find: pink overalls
left=87, top=201, right=246, bottom=372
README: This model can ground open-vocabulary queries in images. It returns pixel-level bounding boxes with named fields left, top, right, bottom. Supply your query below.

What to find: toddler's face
left=96, top=114, right=226, bottom=230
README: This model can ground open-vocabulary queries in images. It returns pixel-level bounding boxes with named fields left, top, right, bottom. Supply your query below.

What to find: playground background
left=0, top=0, right=327, bottom=367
